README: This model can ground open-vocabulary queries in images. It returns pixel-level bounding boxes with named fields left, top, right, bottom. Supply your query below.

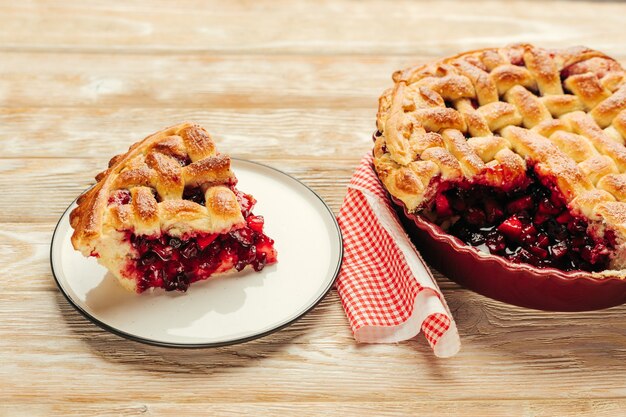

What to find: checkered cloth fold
left=336, top=153, right=461, bottom=358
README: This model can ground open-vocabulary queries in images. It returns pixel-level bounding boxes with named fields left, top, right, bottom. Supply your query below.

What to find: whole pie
left=70, top=123, right=277, bottom=293
left=374, top=44, right=626, bottom=276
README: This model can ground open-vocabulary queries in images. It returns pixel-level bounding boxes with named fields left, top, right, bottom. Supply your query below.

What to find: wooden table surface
left=2, top=1, right=626, bottom=416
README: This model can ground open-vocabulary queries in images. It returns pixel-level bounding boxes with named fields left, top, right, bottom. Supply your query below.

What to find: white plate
left=50, top=159, right=343, bottom=347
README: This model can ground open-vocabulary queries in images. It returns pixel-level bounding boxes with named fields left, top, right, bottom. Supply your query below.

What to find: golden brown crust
left=611, top=110, right=626, bottom=141
left=598, top=173, right=626, bottom=201
left=590, top=85, right=626, bottom=128
left=70, top=122, right=244, bottom=253
left=490, top=64, right=536, bottom=95
left=183, top=154, right=234, bottom=188
left=503, top=85, right=551, bottom=128
left=522, top=47, right=563, bottom=95
left=206, top=186, right=241, bottom=217
left=502, top=126, right=594, bottom=200
left=564, top=73, right=611, bottom=110
left=373, top=43, right=626, bottom=235
left=145, top=151, right=185, bottom=200
left=178, top=124, right=216, bottom=161
left=130, top=186, right=160, bottom=235
left=595, top=202, right=626, bottom=238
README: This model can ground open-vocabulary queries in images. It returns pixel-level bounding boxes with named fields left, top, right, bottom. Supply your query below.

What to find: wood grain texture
left=0, top=107, right=376, bottom=157
left=2, top=400, right=626, bottom=417
left=0, top=53, right=405, bottom=109
left=2, top=1, right=626, bottom=56
left=3, top=1, right=626, bottom=416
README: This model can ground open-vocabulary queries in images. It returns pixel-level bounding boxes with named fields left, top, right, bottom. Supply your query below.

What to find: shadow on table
left=55, top=275, right=626, bottom=388
left=436, top=283, right=626, bottom=374
left=349, top=278, right=626, bottom=385
left=54, top=285, right=327, bottom=376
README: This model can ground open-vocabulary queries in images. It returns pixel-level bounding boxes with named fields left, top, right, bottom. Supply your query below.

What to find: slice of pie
left=70, top=122, right=277, bottom=293
left=374, top=44, right=626, bottom=276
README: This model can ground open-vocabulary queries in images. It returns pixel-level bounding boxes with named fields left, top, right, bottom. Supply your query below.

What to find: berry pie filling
left=428, top=169, right=617, bottom=272
left=112, top=187, right=277, bottom=293
left=125, top=219, right=276, bottom=293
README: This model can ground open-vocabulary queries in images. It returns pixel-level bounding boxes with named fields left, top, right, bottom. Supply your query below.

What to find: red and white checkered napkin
left=336, top=153, right=461, bottom=358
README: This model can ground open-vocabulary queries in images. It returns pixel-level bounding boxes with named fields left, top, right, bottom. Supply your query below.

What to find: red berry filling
left=108, top=189, right=131, bottom=205
left=125, top=215, right=277, bottom=293
left=182, top=187, right=206, bottom=206
left=433, top=170, right=615, bottom=272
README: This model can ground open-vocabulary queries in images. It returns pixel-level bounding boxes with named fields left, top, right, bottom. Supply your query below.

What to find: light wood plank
left=3, top=399, right=626, bottom=417
left=1, top=1, right=626, bottom=56
left=0, top=52, right=405, bottom=108
left=0, top=107, right=376, bottom=158
left=2, top=288, right=626, bottom=404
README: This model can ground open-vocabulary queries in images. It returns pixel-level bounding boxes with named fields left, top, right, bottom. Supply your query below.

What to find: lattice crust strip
left=70, top=122, right=244, bottom=254
left=373, top=44, right=626, bottom=237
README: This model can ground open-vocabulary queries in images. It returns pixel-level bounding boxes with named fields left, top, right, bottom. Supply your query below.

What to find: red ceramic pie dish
left=394, top=196, right=626, bottom=312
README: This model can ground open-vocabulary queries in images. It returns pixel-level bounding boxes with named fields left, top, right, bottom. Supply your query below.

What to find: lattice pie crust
left=374, top=44, right=626, bottom=274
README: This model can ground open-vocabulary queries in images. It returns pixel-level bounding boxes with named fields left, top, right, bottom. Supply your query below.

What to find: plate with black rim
left=50, top=159, right=343, bottom=347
